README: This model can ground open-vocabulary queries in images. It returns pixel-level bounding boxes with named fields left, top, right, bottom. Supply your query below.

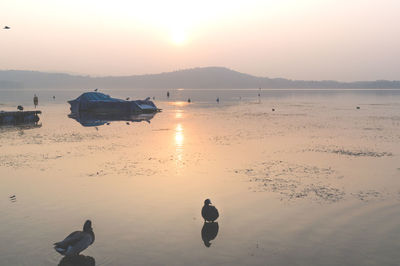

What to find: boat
left=68, top=92, right=160, bottom=114
left=0, top=110, right=41, bottom=125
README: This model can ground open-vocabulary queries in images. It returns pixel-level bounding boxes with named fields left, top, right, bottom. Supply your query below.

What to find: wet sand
left=0, top=89, right=400, bottom=265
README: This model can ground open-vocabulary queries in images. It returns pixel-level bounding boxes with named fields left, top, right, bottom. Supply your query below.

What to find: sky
left=1, top=0, right=400, bottom=81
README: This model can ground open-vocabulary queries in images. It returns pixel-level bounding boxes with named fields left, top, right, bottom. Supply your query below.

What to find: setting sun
left=171, top=27, right=186, bottom=45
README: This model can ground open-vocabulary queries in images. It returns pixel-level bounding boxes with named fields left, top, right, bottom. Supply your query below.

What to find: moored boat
left=68, top=92, right=160, bottom=114
left=0, top=110, right=41, bottom=125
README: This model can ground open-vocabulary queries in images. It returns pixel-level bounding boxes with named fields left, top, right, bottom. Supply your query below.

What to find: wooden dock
left=0, top=110, right=42, bottom=125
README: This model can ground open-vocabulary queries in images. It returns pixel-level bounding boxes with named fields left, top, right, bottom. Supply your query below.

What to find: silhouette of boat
left=68, top=111, right=157, bottom=127
left=68, top=92, right=160, bottom=114
left=0, top=110, right=41, bottom=125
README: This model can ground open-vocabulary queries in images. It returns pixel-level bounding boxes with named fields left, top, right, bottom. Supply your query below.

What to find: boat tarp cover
left=68, top=92, right=158, bottom=114
left=72, top=92, right=124, bottom=103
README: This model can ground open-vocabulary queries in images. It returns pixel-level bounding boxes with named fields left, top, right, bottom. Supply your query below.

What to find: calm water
left=1, top=89, right=400, bottom=266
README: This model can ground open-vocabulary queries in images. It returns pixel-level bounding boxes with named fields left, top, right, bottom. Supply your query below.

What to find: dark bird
left=17, top=105, right=23, bottom=111
left=356, top=106, right=360, bottom=109
left=58, top=255, right=95, bottom=266
left=216, top=97, right=219, bottom=103
left=202, top=199, right=219, bottom=222
left=9, top=195, right=16, bottom=202
left=272, top=108, right=275, bottom=112
left=167, top=91, right=170, bottom=98
left=188, top=98, right=191, bottom=103
left=126, top=122, right=130, bottom=125
left=106, top=122, right=110, bottom=125
left=33, top=94, right=38, bottom=108
left=94, top=88, right=98, bottom=92
left=201, top=222, right=219, bottom=247
left=3, top=26, right=10, bottom=29
left=54, top=220, right=95, bottom=256
left=126, top=97, right=130, bottom=100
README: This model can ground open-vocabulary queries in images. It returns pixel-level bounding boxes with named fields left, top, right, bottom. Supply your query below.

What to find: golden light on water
left=170, top=101, right=189, bottom=107
left=175, top=123, right=184, bottom=169
left=175, top=110, right=183, bottom=119
left=175, top=123, right=184, bottom=147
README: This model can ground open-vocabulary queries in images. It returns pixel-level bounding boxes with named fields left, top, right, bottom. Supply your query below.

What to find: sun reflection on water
left=170, top=101, right=189, bottom=107
left=175, top=110, right=183, bottom=119
left=175, top=123, right=184, bottom=169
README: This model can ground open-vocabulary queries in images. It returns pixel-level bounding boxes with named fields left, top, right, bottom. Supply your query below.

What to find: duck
left=54, top=220, right=95, bottom=256
left=201, top=199, right=219, bottom=222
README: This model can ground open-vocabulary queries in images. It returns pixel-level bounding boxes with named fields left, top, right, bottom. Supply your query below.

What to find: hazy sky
left=1, top=0, right=400, bottom=81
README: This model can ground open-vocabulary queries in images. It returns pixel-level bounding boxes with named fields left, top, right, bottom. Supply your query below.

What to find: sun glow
left=171, top=27, right=186, bottom=45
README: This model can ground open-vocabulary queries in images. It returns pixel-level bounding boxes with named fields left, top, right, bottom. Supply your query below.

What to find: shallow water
left=1, top=89, right=400, bottom=265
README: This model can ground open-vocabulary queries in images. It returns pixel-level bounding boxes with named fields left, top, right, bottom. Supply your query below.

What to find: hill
left=0, top=67, right=399, bottom=89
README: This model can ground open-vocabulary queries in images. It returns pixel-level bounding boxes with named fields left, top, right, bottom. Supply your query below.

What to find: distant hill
left=0, top=67, right=399, bottom=89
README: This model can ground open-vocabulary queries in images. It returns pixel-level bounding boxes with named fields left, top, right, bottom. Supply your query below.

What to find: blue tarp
left=68, top=92, right=159, bottom=114
left=74, top=92, right=124, bottom=102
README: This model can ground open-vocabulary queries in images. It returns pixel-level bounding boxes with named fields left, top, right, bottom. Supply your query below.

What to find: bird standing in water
left=54, top=220, right=95, bottom=256
left=202, top=199, right=219, bottom=222
left=33, top=94, right=38, bottom=108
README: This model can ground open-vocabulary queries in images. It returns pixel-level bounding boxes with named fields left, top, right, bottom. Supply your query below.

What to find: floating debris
left=309, top=147, right=392, bottom=157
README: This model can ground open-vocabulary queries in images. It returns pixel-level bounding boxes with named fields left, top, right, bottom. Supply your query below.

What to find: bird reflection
left=201, top=222, right=219, bottom=247
left=58, top=255, right=95, bottom=266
